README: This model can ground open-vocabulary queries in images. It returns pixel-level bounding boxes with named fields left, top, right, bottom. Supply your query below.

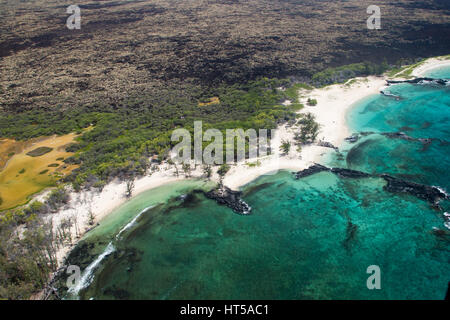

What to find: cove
left=61, top=67, right=450, bottom=300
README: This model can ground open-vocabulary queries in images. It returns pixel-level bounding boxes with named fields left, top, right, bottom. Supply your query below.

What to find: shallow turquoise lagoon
left=70, top=68, right=450, bottom=300
left=424, top=65, right=450, bottom=79
left=340, top=81, right=450, bottom=191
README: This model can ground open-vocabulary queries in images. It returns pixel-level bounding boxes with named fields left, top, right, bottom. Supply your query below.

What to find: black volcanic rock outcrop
left=294, top=164, right=449, bottom=207
left=386, top=78, right=449, bottom=86
left=346, top=131, right=434, bottom=148
left=345, top=134, right=360, bottom=143
left=293, top=164, right=330, bottom=179
left=330, top=168, right=371, bottom=179
left=380, top=174, right=448, bottom=205
left=204, top=187, right=252, bottom=215
left=381, top=132, right=431, bottom=144
left=380, top=90, right=401, bottom=99
left=293, top=165, right=371, bottom=180
left=317, top=140, right=339, bottom=151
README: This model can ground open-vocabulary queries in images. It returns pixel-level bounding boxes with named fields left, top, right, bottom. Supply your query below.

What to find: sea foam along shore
left=36, top=56, right=450, bottom=271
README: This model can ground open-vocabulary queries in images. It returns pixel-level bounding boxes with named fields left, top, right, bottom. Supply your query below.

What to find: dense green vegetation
left=307, top=98, right=317, bottom=106
left=280, top=140, right=291, bottom=155
left=311, top=58, right=429, bottom=86
left=295, top=113, right=320, bottom=145
left=311, top=61, right=390, bottom=86
left=217, top=164, right=231, bottom=186
left=0, top=187, right=71, bottom=299
left=0, top=213, right=55, bottom=299
left=390, top=60, right=427, bottom=79
left=0, top=78, right=302, bottom=190
left=284, top=83, right=313, bottom=101
left=0, top=58, right=439, bottom=298
left=0, top=60, right=422, bottom=192
left=385, top=57, right=429, bottom=77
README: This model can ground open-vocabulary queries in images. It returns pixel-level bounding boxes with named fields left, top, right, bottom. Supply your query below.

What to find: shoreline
left=37, top=56, right=450, bottom=275
left=224, top=75, right=386, bottom=189
left=411, top=56, right=450, bottom=77
left=45, top=168, right=192, bottom=264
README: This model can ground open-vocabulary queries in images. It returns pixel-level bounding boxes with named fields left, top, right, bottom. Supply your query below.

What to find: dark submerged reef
left=386, top=78, right=449, bottom=86
left=294, top=164, right=449, bottom=209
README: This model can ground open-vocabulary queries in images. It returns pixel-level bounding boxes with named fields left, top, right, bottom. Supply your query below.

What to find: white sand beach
left=43, top=165, right=197, bottom=263
left=224, top=75, right=387, bottom=189
left=412, top=57, right=450, bottom=77
left=36, top=56, right=449, bottom=267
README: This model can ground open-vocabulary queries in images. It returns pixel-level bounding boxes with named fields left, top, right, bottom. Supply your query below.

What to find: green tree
left=296, top=113, right=320, bottom=144
left=202, top=165, right=212, bottom=179
left=280, top=140, right=291, bottom=155
left=307, top=98, right=317, bottom=106
left=217, top=164, right=230, bottom=178
left=182, top=163, right=192, bottom=177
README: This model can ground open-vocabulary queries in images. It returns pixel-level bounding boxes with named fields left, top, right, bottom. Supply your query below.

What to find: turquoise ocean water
left=68, top=67, right=450, bottom=300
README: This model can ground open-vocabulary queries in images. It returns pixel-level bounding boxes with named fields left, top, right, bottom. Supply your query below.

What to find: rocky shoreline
left=345, top=131, right=438, bottom=151
left=380, top=77, right=449, bottom=99
left=316, top=140, right=339, bottom=151
left=293, top=163, right=329, bottom=179
left=380, top=90, right=401, bottom=99
left=294, top=164, right=449, bottom=209
left=34, top=63, right=450, bottom=300
left=293, top=164, right=371, bottom=180
left=204, top=186, right=252, bottom=215
left=386, top=77, right=449, bottom=86
left=380, top=174, right=448, bottom=207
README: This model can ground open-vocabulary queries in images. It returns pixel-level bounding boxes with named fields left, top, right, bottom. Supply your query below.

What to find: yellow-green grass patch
left=198, top=97, right=220, bottom=107
left=0, top=133, right=80, bottom=210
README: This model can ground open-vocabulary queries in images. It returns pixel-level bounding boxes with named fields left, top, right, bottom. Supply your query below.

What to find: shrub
left=217, top=164, right=231, bottom=177
left=26, top=147, right=53, bottom=157
left=307, top=98, right=317, bottom=106
left=280, top=140, right=291, bottom=154
left=295, top=113, right=320, bottom=144
left=45, top=187, right=70, bottom=211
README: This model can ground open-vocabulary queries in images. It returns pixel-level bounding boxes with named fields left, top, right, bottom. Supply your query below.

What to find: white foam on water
left=68, top=241, right=116, bottom=297
left=68, top=205, right=156, bottom=298
left=433, top=186, right=449, bottom=198
left=160, top=280, right=185, bottom=300
left=116, top=205, right=155, bottom=240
